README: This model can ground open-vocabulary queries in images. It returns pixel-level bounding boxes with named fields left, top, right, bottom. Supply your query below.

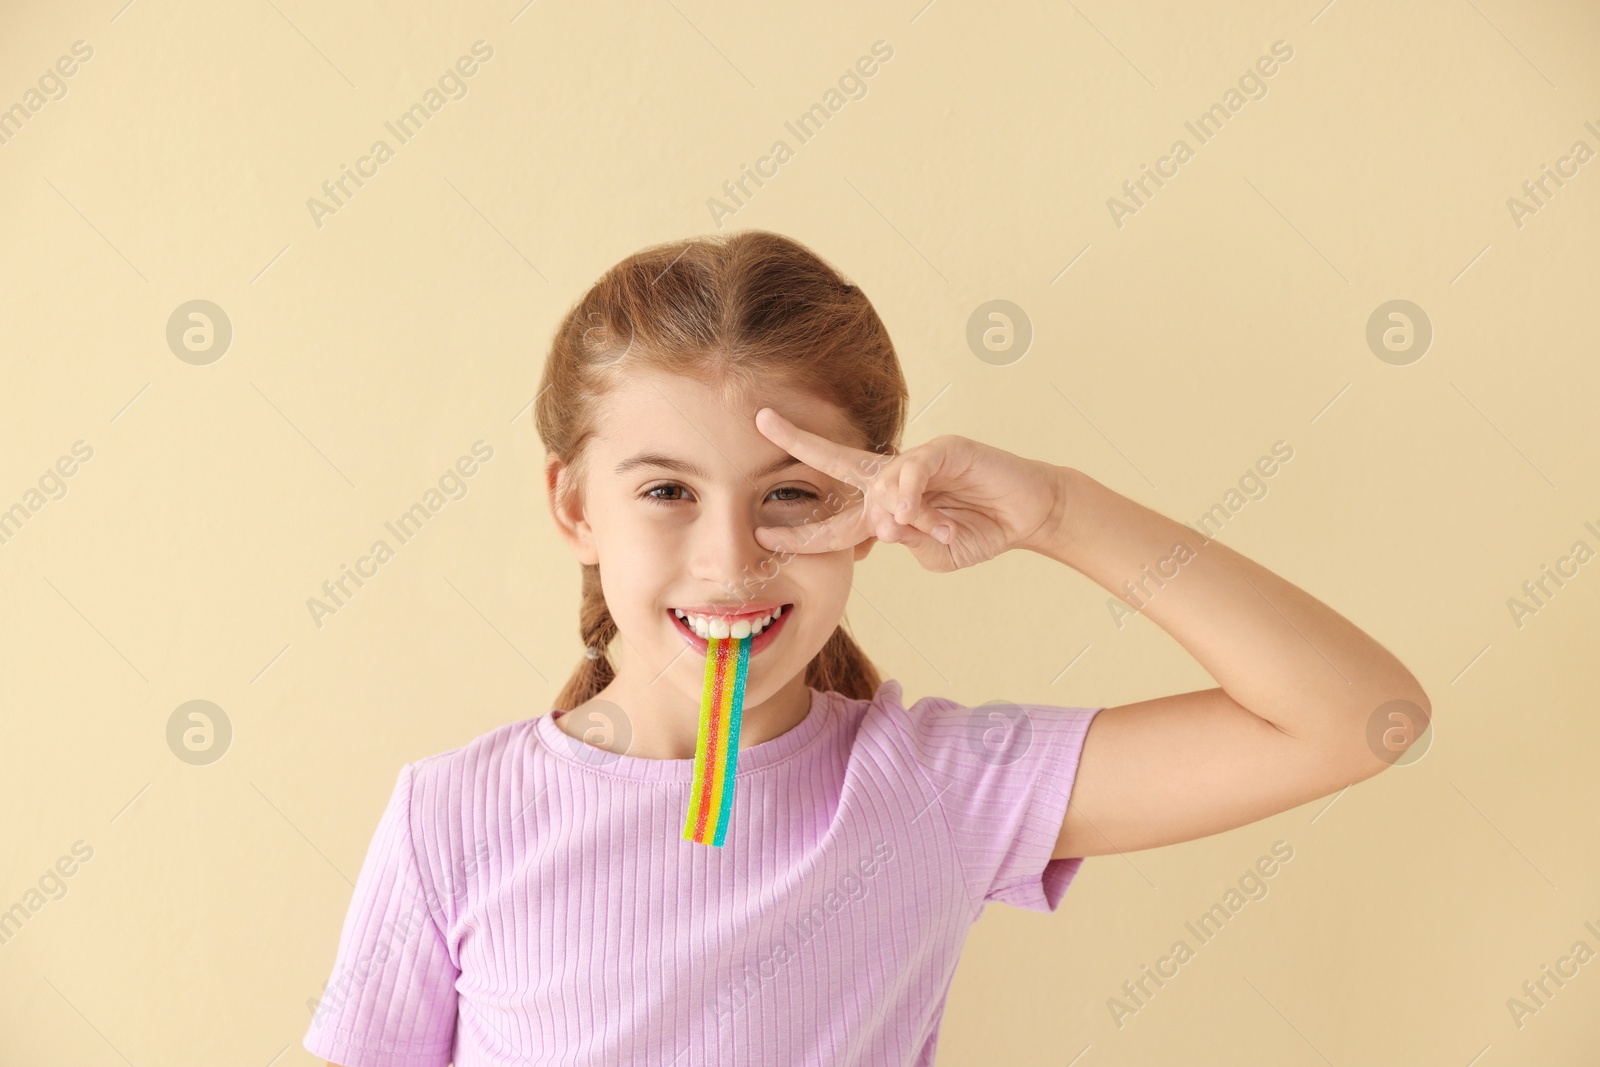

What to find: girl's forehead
left=596, top=372, right=865, bottom=451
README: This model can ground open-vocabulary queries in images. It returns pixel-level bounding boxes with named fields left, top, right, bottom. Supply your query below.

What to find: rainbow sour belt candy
left=682, top=633, right=751, bottom=847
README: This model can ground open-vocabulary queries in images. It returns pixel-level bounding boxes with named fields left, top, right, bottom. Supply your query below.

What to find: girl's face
left=548, top=368, right=877, bottom=710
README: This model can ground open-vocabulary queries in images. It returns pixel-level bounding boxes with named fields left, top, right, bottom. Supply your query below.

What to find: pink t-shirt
left=303, top=678, right=1101, bottom=1067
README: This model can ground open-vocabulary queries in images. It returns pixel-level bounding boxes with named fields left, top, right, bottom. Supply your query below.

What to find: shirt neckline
left=533, top=686, right=833, bottom=782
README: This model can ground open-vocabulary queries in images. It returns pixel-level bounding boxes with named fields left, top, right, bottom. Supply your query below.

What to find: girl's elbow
left=1349, top=679, right=1433, bottom=780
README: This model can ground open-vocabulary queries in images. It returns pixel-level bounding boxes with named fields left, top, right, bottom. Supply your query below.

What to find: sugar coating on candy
left=682, top=633, right=751, bottom=847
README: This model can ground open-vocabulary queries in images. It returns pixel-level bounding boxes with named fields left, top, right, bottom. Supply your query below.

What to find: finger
left=874, top=516, right=909, bottom=543
left=877, top=516, right=942, bottom=554
left=890, top=453, right=932, bottom=525
left=755, top=407, right=883, bottom=493
left=880, top=506, right=953, bottom=544
left=888, top=453, right=951, bottom=540
left=894, top=522, right=942, bottom=552
left=754, top=505, right=870, bottom=555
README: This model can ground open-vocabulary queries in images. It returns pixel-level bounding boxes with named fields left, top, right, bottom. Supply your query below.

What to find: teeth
left=675, top=607, right=784, bottom=641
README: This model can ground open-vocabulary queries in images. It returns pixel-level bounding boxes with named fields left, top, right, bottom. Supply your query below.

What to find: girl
left=304, top=230, right=1430, bottom=1067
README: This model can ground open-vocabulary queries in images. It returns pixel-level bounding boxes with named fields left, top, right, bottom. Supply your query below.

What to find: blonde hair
left=535, top=230, right=908, bottom=710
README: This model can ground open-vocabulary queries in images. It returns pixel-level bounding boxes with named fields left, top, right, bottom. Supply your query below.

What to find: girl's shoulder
left=401, top=713, right=548, bottom=828
left=835, top=677, right=1105, bottom=914
left=411, top=712, right=543, bottom=772
left=383, top=714, right=549, bottom=925
left=839, top=677, right=1100, bottom=747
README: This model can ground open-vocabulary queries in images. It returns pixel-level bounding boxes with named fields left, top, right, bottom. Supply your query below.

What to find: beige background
left=2, top=0, right=1597, bottom=1063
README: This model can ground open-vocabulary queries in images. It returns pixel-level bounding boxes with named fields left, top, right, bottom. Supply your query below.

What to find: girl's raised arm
left=1025, top=466, right=1432, bottom=859
left=746, top=407, right=1431, bottom=860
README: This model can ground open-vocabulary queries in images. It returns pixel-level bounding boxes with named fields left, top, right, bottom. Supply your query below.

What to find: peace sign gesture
left=751, top=407, right=1067, bottom=573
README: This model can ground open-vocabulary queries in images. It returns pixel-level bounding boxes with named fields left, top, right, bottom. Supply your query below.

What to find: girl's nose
left=688, top=503, right=774, bottom=589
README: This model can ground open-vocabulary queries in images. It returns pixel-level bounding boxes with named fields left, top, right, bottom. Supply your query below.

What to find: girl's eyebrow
left=613, top=451, right=805, bottom=480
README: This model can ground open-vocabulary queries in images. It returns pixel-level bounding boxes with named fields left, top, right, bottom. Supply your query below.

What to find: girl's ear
left=546, top=456, right=599, bottom=566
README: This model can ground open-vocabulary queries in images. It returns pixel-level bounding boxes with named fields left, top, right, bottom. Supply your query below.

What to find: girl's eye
left=767, top=486, right=818, bottom=504
left=642, top=483, right=690, bottom=506
left=639, top=484, right=819, bottom=507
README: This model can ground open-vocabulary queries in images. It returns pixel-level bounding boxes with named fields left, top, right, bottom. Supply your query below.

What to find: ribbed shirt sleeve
left=889, top=688, right=1103, bottom=915
left=303, top=762, right=460, bottom=1067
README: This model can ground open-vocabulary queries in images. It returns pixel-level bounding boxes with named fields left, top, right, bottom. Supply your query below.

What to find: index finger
left=754, top=407, right=883, bottom=494
left=754, top=501, right=870, bottom=555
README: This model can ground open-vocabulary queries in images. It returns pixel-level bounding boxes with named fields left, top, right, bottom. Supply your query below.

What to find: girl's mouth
left=668, top=603, right=793, bottom=657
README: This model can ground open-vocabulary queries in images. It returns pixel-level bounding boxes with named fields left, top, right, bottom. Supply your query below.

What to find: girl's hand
left=751, top=407, right=1065, bottom=573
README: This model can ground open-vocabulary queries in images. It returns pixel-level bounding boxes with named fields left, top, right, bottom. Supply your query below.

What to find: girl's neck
left=558, top=671, right=814, bottom=761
